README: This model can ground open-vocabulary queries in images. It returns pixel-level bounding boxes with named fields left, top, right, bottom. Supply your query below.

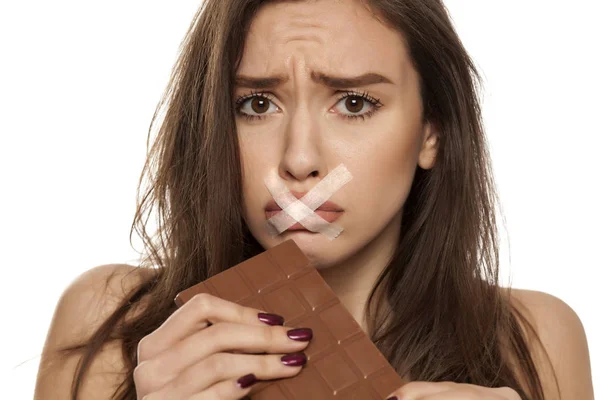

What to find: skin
left=234, top=2, right=595, bottom=398
left=32, top=2, right=593, bottom=399
left=235, top=0, right=438, bottom=329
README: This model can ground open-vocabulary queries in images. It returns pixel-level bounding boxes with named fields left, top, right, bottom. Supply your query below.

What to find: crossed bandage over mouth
left=263, top=164, right=353, bottom=240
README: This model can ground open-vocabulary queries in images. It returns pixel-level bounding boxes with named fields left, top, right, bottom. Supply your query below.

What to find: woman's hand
left=386, top=381, right=522, bottom=400
left=133, top=292, right=313, bottom=399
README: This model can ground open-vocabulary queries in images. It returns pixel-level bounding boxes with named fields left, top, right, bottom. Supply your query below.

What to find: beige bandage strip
left=263, top=164, right=353, bottom=240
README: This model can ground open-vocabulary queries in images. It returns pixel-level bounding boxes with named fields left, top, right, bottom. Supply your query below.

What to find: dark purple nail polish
left=281, top=352, right=307, bottom=366
left=286, top=327, right=313, bottom=341
left=236, top=373, right=257, bottom=389
left=258, top=312, right=285, bottom=326
left=386, top=397, right=398, bottom=400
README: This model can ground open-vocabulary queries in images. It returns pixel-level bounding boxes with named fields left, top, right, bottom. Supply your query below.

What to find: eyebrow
left=234, top=71, right=394, bottom=89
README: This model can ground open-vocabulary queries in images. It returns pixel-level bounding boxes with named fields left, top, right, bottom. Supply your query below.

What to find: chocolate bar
left=174, top=240, right=405, bottom=399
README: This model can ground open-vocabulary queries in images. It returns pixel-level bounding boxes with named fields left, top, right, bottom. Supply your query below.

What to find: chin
left=254, top=229, right=350, bottom=270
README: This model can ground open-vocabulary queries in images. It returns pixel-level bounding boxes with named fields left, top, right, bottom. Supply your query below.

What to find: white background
left=1, top=1, right=598, bottom=398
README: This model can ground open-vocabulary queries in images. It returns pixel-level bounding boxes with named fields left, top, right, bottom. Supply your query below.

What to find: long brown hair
left=51, top=1, right=559, bottom=399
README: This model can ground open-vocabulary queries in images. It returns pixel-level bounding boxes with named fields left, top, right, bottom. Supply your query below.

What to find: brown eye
left=251, top=97, right=270, bottom=114
left=345, top=96, right=364, bottom=113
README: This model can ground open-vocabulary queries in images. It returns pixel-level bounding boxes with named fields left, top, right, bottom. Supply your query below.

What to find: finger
left=390, top=381, right=457, bottom=400
left=154, top=352, right=306, bottom=399
left=186, top=375, right=256, bottom=400
left=135, top=323, right=310, bottom=392
left=138, top=293, right=280, bottom=361
left=175, top=321, right=311, bottom=359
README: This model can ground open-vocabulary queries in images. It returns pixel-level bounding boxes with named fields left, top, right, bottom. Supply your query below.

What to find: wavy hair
left=49, top=1, right=558, bottom=399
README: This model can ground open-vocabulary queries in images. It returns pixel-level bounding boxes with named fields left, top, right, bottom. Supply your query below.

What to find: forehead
left=237, top=0, right=409, bottom=81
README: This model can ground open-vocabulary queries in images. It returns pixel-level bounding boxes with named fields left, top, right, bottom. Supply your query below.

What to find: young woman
left=34, top=0, right=593, bottom=399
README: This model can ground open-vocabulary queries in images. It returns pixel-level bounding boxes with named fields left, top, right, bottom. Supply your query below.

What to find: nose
left=278, top=105, right=325, bottom=183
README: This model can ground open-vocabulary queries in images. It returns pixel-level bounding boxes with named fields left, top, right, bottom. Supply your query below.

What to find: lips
left=264, top=190, right=344, bottom=230
left=265, top=209, right=343, bottom=224
left=264, top=191, right=343, bottom=212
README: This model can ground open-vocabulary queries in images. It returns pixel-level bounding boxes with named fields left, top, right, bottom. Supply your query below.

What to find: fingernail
left=236, top=373, right=257, bottom=389
left=386, top=397, right=398, bottom=400
left=258, top=312, right=285, bottom=326
left=287, top=327, right=313, bottom=341
left=281, top=352, right=307, bottom=366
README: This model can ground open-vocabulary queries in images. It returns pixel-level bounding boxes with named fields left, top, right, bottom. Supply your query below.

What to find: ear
left=417, top=121, right=439, bottom=170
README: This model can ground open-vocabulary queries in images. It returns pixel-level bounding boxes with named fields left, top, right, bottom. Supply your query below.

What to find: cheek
left=239, top=137, right=272, bottom=219
left=348, top=129, right=421, bottom=218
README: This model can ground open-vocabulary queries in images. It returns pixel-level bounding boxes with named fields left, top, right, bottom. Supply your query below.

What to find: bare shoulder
left=34, top=263, right=154, bottom=400
left=503, top=287, right=594, bottom=400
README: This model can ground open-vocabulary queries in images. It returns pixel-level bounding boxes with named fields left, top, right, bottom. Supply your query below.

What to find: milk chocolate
left=174, top=239, right=405, bottom=399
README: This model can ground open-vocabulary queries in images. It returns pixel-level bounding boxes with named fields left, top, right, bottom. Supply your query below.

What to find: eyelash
left=234, top=90, right=383, bottom=122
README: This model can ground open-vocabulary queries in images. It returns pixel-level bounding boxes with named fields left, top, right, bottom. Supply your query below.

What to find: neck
left=318, top=213, right=402, bottom=332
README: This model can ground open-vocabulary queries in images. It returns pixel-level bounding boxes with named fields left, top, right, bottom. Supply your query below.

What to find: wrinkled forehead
left=236, top=0, right=410, bottom=85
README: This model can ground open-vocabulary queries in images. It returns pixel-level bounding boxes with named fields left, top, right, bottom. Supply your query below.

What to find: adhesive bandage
left=263, top=164, right=353, bottom=240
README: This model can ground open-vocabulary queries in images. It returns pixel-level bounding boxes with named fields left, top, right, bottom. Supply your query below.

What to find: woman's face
left=236, top=0, right=438, bottom=269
